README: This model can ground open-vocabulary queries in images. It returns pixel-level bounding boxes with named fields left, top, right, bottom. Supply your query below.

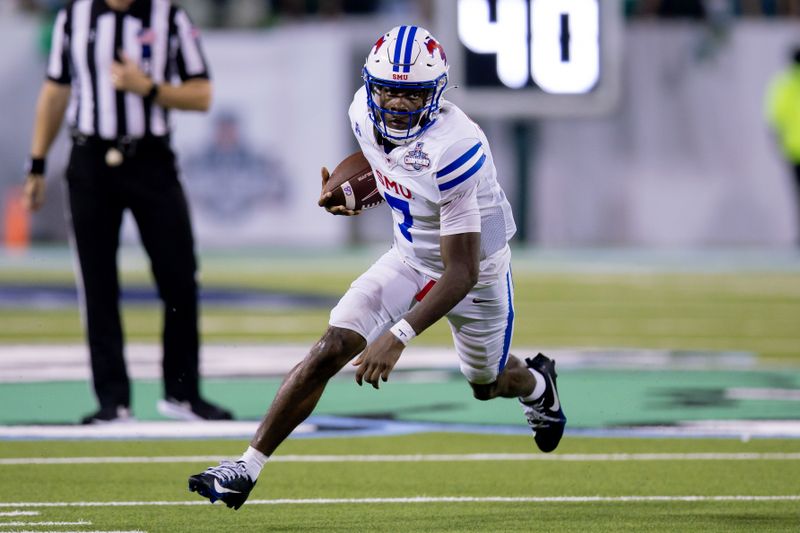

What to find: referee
left=24, top=0, right=233, bottom=424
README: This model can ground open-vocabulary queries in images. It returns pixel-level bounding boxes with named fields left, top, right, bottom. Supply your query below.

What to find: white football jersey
left=349, top=86, right=517, bottom=284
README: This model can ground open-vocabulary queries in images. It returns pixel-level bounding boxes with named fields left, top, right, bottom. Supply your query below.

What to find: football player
left=189, top=25, right=566, bottom=510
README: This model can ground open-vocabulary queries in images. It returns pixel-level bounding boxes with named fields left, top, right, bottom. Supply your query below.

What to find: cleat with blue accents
left=520, top=353, right=567, bottom=453
left=188, top=461, right=255, bottom=510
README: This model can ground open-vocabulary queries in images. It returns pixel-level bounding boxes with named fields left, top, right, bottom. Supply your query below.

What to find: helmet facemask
left=363, top=26, right=449, bottom=145
left=363, top=72, right=446, bottom=143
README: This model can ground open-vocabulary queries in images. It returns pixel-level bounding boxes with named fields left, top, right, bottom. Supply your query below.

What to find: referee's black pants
left=66, top=136, right=200, bottom=409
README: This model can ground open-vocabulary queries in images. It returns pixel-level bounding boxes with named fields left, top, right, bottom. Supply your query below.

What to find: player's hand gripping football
left=318, top=166, right=361, bottom=216
left=352, top=331, right=405, bottom=389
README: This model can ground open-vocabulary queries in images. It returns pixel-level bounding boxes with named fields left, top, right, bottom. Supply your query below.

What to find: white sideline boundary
left=2, top=452, right=800, bottom=466
left=2, top=495, right=799, bottom=508
left=3, top=419, right=800, bottom=440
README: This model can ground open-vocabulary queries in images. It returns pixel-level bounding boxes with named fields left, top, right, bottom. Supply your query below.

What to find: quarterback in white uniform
left=188, top=25, right=567, bottom=511
left=332, top=86, right=519, bottom=384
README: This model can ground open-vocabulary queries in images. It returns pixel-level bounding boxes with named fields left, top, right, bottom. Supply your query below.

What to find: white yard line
left=0, top=512, right=38, bottom=517
left=2, top=452, right=799, bottom=466
left=0, top=521, right=90, bottom=527
left=0, top=496, right=798, bottom=508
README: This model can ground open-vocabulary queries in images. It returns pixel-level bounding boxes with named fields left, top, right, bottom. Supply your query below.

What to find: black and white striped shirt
left=47, top=0, right=209, bottom=139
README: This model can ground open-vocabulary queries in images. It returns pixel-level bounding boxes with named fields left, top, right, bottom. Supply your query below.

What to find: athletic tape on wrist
left=389, top=319, right=416, bottom=345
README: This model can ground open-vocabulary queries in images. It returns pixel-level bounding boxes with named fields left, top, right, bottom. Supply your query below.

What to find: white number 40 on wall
left=457, top=0, right=600, bottom=93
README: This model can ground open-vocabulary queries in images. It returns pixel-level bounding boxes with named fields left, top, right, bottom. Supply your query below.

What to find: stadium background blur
left=2, top=0, right=800, bottom=250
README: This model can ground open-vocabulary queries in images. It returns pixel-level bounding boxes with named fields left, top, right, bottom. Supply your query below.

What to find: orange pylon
left=4, top=186, right=30, bottom=250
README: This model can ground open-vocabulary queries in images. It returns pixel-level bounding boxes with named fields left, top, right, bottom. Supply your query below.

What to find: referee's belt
left=72, top=133, right=170, bottom=166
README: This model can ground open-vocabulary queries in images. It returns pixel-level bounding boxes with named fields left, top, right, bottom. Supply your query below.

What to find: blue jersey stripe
left=403, top=26, right=418, bottom=72
left=498, top=269, right=514, bottom=374
left=438, top=154, right=486, bottom=191
left=437, top=142, right=482, bottom=178
left=392, top=26, right=407, bottom=72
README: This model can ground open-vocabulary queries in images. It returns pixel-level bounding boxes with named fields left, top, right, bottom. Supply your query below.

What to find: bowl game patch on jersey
left=403, top=142, right=431, bottom=171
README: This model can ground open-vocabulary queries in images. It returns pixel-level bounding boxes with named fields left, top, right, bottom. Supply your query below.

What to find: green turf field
left=1, top=435, right=799, bottom=532
left=1, top=247, right=799, bottom=532
left=2, top=247, right=799, bottom=361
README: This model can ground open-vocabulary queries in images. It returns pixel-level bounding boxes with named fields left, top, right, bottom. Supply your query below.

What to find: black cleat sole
left=188, top=475, right=249, bottom=510
left=188, top=476, right=217, bottom=504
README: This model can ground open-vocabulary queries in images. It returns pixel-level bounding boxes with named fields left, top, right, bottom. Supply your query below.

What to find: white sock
left=239, top=446, right=269, bottom=481
left=520, top=368, right=546, bottom=403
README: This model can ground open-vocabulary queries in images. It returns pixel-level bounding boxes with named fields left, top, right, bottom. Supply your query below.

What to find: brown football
left=323, top=151, right=384, bottom=211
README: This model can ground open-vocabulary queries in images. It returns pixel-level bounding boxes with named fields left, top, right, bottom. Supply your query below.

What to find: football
left=323, top=151, right=384, bottom=211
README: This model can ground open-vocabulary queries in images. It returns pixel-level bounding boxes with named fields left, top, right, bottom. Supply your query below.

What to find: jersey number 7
left=385, top=193, right=414, bottom=243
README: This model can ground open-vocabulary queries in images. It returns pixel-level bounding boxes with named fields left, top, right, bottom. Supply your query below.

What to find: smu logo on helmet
left=424, top=36, right=446, bottom=64
left=375, top=169, right=412, bottom=199
left=392, top=74, right=409, bottom=80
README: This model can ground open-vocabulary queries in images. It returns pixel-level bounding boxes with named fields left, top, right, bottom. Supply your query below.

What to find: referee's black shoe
left=157, top=396, right=234, bottom=421
left=519, top=353, right=567, bottom=453
left=81, top=405, right=134, bottom=425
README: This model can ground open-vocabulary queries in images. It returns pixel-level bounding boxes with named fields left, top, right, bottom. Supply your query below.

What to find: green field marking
left=3, top=368, right=799, bottom=428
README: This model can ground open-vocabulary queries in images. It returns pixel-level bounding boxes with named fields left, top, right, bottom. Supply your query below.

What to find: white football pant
left=329, top=247, right=515, bottom=384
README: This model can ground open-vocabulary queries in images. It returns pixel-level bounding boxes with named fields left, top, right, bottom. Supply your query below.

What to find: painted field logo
left=403, top=142, right=430, bottom=171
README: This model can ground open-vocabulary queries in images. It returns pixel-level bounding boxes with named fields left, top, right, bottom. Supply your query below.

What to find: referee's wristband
left=389, top=319, right=416, bottom=345
left=27, top=157, right=46, bottom=176
left=146, top=82, right=159, bottom=101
